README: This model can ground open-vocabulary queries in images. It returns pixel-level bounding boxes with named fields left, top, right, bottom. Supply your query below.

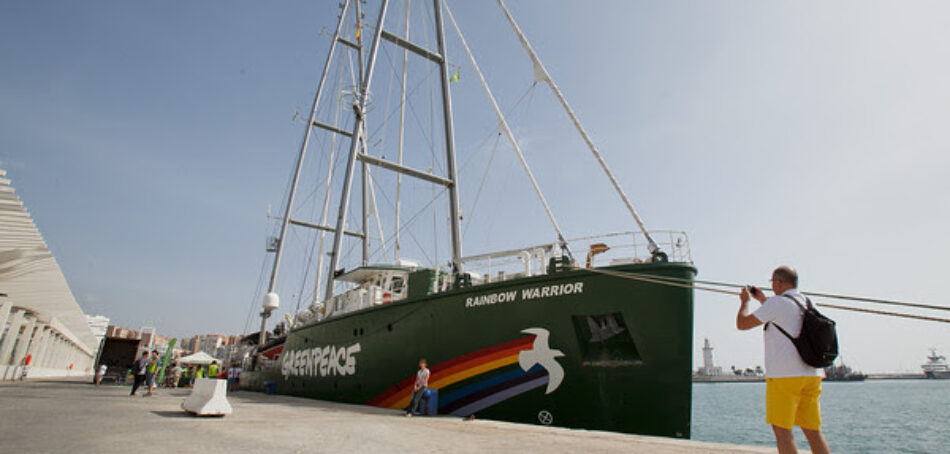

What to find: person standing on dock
left=169, top=362, right=182, bottom=388
left=181, top=366, right=191, bottom=387
left=95, top=364, right=107, bottom=386
left=405, top=358, right=430, bottom=417
left=193, top=364, right=205, bottom=384
left=130, top=352, right=148, bottom=396
left=227, top=364, right=242, bottom=391
left=144, top=350, right=160, bottom=397
left=736, top=266, right=830, bottom=454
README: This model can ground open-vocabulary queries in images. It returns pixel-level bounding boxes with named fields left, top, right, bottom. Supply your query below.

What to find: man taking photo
left=736, top=266, right=831, bottom=454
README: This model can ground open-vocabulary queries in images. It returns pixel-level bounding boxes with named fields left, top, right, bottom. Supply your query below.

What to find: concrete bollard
left=181, top=378, right=232, bottom=416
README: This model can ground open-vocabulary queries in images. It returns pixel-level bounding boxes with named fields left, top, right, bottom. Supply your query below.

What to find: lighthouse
left=700, top=338, right=722, bottom=376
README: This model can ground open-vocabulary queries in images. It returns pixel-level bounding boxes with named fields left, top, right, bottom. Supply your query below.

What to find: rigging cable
left=462, top=132, right=503, bottom=238
left=310, top=47, right=351, bottom=306
left=496, top=0, right=661, bottom=254
left=368, top=185, right=448, bottom=261
left=445, top=1, right=572, bottom=261
left=581, top=270, right=950, bottom=313
left=241, top=253, right=274, bottom=337
left=365, top=170, right=440, bottom=266
left=573, top=266, right=950, bottom=324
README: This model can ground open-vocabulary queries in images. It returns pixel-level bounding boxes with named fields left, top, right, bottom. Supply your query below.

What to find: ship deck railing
left=441, top=230, right=692, bottom=286
left=302, top=230, right=692, bottom=325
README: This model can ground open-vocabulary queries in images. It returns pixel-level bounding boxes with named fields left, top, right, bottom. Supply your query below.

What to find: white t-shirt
left=414, top=368, right=430, bottom=389
left=752, top=289, right=823, bottom=378
left=98, top=364, right=107, bottom=375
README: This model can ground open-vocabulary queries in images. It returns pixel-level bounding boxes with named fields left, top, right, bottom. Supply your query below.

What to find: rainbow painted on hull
left=368, top=335, right=552, bottom=414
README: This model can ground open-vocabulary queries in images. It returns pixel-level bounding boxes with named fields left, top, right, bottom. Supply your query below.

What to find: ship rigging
left=241, top=0, right=698, bottom=438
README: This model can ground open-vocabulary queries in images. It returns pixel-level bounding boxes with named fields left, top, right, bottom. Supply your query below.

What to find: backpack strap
left=764, top=294, right=807, bottom=341
left=768, top=320, right=796, bottom=342
left=780, top=294, right=807, bottom=313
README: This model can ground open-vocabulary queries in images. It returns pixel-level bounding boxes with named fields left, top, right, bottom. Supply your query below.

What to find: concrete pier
left=0, top=378, right=770, bottom=453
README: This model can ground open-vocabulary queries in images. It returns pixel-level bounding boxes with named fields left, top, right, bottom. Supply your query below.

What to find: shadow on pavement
left=230, top=391, right=408, bottom=418
left=15, top=379, right=94, bottom=387
left=150, top=410, right=195, bottom=418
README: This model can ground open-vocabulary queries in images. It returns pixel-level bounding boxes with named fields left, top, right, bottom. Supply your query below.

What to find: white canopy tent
left=178, top=351, right=219, bottom=365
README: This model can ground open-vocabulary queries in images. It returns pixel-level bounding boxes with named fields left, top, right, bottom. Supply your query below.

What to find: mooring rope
left=575, top=266, right=950, bottom=324
left=583, top=270, right=950, bottom=313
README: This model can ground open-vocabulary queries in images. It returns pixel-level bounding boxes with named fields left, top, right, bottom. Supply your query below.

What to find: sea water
left=692, top=380, right=950, bottom=453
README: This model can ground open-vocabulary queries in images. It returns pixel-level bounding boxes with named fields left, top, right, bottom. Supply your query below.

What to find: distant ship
left=921, top=349, right=950, bottom=379
left=823, top=361, right=867, bottom=382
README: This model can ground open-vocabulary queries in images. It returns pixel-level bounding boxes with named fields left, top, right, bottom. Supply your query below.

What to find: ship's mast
left=394, top=0, right=410, bottom=261
left=309, top=58, right=347, bottom=308
left=358, top=0, right=370, bottom=267
left=323, top=0, right=465, bottom=301
left=433, top=0, right=464, bottom=272
left=275, top=1, right=565, bottom=327
left=260, top=0, right=352, bottom=346
left=324, top=0, right=391, bottom=302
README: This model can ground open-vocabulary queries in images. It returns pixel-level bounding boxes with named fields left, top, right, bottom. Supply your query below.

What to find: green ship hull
left=243, top=262, right=695, bottom=438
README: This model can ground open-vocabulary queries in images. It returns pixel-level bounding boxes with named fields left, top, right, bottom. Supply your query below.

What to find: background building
left=106, top=325, right=139, bottom=339
left=85, top=315, right=109, bottom=351
left=0, top=170, right=98, bottom=380
left=197, top=334, right=226, bottom=354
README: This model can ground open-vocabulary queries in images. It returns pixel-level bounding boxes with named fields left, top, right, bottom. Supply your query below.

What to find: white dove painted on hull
left=518, top=328, right=565, bottom=394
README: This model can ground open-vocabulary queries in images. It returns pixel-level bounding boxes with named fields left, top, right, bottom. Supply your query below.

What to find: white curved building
left=0, top=169, right=98, bottom=379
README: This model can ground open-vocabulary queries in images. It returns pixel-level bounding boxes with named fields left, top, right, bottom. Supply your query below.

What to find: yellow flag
left=449, top=69, right=460, bottom=83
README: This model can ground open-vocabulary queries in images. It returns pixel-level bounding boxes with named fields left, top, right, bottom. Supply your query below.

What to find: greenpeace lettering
left=464, top=282, right=584, bottom=309
left=281, top=343, right=361, bottom=378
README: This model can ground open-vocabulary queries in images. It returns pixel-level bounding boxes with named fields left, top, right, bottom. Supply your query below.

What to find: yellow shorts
left=765, top=376, right=822, bottom=430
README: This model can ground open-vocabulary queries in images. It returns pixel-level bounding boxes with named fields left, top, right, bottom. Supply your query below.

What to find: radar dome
left=262, top=292, right=279, bottom=311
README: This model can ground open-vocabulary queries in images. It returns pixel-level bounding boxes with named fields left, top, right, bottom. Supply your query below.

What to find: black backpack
left=767, top=295, right=839, bottom=368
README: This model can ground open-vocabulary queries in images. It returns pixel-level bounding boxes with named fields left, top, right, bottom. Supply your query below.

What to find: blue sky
left=2, top=0, right=948, bottom=372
